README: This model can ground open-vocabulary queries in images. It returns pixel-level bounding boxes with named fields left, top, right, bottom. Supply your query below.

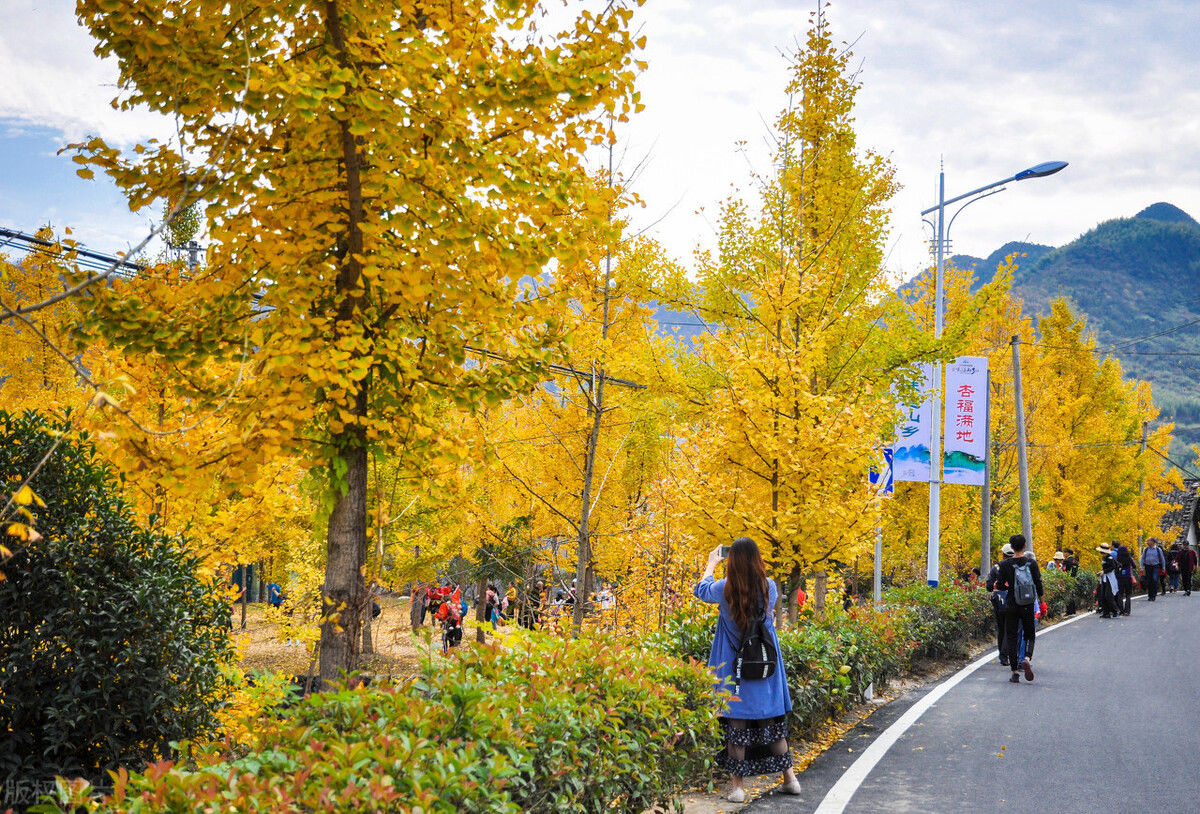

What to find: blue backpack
left=1013, top=561, right=1036, bottom=605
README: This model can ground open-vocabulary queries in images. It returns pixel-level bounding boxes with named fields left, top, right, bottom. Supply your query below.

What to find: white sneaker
left=781, top=779, right=801, bottom=794
left=727, top=786, right=746, bottom=803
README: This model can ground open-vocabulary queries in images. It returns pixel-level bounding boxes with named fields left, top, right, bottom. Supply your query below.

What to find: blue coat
left=693, top=575, right=792, bottom=720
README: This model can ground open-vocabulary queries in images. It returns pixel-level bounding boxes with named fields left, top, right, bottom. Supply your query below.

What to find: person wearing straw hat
left=986, top=543, right=1015, bottom=665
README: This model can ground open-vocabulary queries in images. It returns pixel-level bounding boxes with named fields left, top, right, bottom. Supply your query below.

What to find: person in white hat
left=985, top=543, right=1016, bottom=665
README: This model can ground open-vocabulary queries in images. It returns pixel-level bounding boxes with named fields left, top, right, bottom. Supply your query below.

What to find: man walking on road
left=986, top=543, right=1014, bottom=665
left=996, top=534, right=1045, bottom=683
left=1179, top=543, right=1197, bottom=596
left=1141, top=538, right=1167, bottom=602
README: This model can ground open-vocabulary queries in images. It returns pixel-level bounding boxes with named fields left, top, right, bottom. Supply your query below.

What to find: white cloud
left=0, top=1, right=173, bottom=146
left=626, top=0, right=1200, bottom=278
left=2, top=0, right=1198, bottom=280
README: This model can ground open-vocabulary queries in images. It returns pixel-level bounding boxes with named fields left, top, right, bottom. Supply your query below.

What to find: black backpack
left=733, top=605, right=777, bottom=687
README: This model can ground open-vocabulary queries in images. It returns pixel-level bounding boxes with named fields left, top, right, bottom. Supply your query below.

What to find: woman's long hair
left=723, top=537, right=770, bottom=632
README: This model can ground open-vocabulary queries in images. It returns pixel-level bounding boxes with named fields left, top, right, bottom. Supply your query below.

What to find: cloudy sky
left=2, top=0, right=1197, bottom=282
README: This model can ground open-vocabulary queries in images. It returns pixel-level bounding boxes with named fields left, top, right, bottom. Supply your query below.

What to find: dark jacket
left=1115, top=545, right=1134, bottom=576
left=996, top=555, right=1044, bottom=608
left=1063, top=555, right=1079, bottom=576
left=986, top=561, right=1003, bottom=591
left=1180, top=548, right=1198, bottom=573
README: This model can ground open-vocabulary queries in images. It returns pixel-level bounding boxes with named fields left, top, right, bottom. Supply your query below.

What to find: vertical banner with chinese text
left=943, top=356, right=988, bottom=485
left=893, top=363, right=933, bottom=483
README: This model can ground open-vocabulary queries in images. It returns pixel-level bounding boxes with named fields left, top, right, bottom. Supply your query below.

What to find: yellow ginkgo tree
left=0, top=238, right=90, bottom=415
left=470, top=202, right=684, bottom=632
left=886, top=256, right=1183, bottom=578
left=70, top=0, right=645, bottom=678
left=666, top=15, right=967, bottom=614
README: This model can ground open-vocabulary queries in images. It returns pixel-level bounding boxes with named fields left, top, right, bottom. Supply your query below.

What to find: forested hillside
left=942, top=202, right=1200, bottom=463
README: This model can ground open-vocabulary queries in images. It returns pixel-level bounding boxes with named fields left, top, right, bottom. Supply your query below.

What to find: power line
left=464, top=345, right=644, bottom=390
left=0, top=227, right=143, bottom=276
left=1, top=223, right=645, bottom=390
left=994, top=439, right=1137, bottom=449
left=1106, top=316, right=1200, bottom=352
left=1022, top=312, right=1200, bottom=355
left=1145, top=445, right=1200, bottom=479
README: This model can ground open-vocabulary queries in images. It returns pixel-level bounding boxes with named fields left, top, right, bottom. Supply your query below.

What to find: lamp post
left=919, top=160, right=1067, bottom=587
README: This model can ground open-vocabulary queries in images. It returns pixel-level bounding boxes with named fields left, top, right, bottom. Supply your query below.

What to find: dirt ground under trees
left=232, top=595, right=494, bottom=679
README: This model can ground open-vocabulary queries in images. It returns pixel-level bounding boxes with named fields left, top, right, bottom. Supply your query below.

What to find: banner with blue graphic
left=893, top=363, right=933, bottom=483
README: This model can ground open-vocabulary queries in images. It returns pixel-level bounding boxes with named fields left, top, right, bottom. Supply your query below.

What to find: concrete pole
left=1011, top=335, right=1033, bottom=548
left=866, top=520, right=883, bottom=702
left=928, top=170, right=946, bottom=587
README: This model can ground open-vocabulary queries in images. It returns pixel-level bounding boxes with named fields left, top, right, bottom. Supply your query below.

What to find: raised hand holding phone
left=704, top=545, right=724, bottom=579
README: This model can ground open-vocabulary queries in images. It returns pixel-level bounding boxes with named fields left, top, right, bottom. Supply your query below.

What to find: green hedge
left=37, top=632, right=723, bottom=814
left=1042, top=568, right=1097, bottom=616
left=886, top=583, right=994, bottom=659
left=777, top=608, right=913, bottom=734
left=0, top=410, right=233, bottom=790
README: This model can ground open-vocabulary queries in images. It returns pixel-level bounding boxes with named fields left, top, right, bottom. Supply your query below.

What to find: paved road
left=748, top=592, right=1200, bottom=814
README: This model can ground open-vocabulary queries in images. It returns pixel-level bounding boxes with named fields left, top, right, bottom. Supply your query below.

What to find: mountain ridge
left=951, top=202, right=1200, bottom=462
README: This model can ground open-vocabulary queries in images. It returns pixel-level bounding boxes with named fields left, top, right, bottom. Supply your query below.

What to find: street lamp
left=919, top=159, right=1067, bottom=587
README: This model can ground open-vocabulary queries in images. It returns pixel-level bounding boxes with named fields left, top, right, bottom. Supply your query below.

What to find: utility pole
left=572, top=139, right=615, bottom=633
left=1011, top=335, right=1033, bottom=549
left=1139, top=420, right=1148, bottom=549
left=927, top=170, right=947, bottom=587
left=874, top=523, right=883, bottom=610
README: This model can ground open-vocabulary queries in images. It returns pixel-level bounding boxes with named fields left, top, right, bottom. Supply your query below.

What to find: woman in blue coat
left=694, top=537, right=801, bottom=803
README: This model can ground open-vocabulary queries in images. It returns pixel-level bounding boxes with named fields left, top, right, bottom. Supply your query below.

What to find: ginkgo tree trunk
left=71, top=0, right=643, bottom=679
left=471, top=212, right=680, bottom=634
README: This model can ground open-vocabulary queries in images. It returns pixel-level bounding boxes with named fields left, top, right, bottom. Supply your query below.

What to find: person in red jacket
left=1179, top=543, right=1198, bottom=597
left=434, top=587, right=463, bottom=650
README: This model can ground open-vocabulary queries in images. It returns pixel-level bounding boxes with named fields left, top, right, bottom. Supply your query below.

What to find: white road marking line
left=812, top=607, right=1096, bottom=814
